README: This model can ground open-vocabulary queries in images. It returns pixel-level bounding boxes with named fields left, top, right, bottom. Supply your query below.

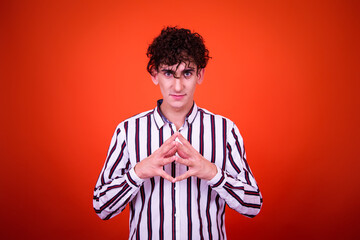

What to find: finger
left=162, top=156, right=176, bottom=166
left=165, top=131, right=179, bottom=143
left=159, top=170, right=176, bottom=183
left=164, top=145, right=177, bottom=157
left=175, top=171, right=192, bottom=182
left=159, top=138, right=177, bottom=155
left=174, top=156, right=191, bottom=167
left=159, top=133, right=179, bottom=153
left=177, top=133, right=192, bottom=147
left=175, top=141, right=189, bottom=158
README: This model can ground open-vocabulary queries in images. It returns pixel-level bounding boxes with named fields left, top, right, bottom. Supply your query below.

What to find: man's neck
left=160, top=102, right=193, bottom=130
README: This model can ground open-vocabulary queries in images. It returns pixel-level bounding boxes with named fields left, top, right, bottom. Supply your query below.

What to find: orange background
left=1, top=0, right=359, bottom=239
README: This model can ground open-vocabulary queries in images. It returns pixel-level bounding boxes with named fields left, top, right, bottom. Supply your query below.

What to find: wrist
left=209, top=164, right=218, bottom=180
left=134, top=162, right=144, bottom=179
left=204, top=162, right=217, bottom=180
left=127, top=168, right=145, bottom=187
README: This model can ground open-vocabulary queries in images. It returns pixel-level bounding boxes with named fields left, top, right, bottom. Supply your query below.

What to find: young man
left=93, top=27, right=262, bottom=239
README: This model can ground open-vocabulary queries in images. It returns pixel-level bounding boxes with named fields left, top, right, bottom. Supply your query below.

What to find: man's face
left=151, top=62, right=204, bottom=114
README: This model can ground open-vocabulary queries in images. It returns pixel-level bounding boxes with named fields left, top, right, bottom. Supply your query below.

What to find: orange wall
left=1, top=0, right=359, bottom=239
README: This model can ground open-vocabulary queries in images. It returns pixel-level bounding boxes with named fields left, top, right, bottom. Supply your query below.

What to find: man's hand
left=134, top=132, right=178, bottom=183
left=174, top=133, right=217, bottom=182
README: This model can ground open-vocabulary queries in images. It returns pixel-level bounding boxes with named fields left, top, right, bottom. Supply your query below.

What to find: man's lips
left=170, top=94, right=186, bottom=100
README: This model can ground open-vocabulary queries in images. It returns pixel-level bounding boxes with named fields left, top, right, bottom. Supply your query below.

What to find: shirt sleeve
left=207, top=122, right=263, bottom=217
left=93, top=123, right=144, bottom=220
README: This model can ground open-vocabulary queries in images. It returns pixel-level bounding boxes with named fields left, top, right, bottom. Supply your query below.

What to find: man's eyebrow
left=159, top=67, right=196, bottom=73
left=183, top=67, right=195, bottom=71
left=160, top=68, right=175, bottom=72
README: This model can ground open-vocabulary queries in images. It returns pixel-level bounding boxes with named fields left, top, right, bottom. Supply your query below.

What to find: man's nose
left=174, top=78, right=183, bottom=92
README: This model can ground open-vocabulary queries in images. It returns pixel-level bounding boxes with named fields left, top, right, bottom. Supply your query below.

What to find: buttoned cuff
left=207, top=166, right=226, bottom=188
left=126, top=168, right=145, bottom=187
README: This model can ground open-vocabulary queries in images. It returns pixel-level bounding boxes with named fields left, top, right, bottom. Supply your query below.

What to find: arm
left=208, top=123, right=262, bottom=217
left=93, top=125, right=178, bottom=220
left=175, top=123, right=262, bottom=217
left=93, top=123, right=142, bottom=220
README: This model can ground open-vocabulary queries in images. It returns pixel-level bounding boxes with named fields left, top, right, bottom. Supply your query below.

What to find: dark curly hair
left=147, top=26, right=210, bottom=75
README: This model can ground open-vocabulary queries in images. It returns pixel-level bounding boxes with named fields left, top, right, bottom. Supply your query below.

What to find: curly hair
left=146, top=26, right=210, bottom=75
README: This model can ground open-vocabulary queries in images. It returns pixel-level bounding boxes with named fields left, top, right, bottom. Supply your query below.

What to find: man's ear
left=151, top=69, right=159, bottom=85
left=196, top=68, right=205, bottom=84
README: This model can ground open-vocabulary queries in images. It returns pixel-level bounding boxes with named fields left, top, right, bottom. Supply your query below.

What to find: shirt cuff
left=126, top=167, right=145, bottom=187
left=207, top=166, right=225, bottom=188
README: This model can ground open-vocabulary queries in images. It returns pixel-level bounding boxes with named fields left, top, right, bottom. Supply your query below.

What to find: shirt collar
left=154, top=99, right=198, bottom=129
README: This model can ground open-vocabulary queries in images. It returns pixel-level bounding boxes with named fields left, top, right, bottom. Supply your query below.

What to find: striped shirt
left=93, top=100, right=262, bottom=240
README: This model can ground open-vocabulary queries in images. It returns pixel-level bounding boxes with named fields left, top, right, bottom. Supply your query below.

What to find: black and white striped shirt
left=93, top=100, right=262, bottom=240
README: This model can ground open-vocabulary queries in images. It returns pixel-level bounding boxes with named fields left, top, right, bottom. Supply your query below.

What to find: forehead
left=159, top=61, right=197, bottom=71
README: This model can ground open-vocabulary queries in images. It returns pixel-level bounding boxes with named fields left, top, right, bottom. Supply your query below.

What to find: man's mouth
left=170, top=94, right=186, bottom=100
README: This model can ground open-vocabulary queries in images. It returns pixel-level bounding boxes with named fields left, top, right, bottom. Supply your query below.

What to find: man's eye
left=164, top=71, right=173, bottom=77
left=184, top=72, right=192, bottom=78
